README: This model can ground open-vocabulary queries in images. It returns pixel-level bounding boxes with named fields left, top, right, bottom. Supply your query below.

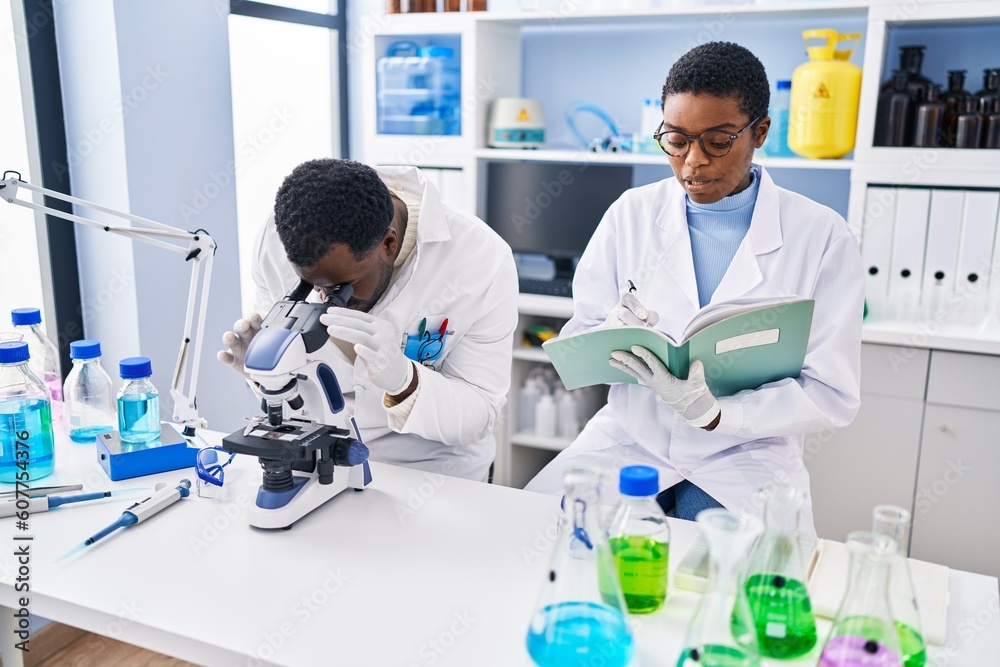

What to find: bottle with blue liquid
left=526, top=467, right=634, bottom=667
left=117, top=357, right=160, bottom=444
left=64, top=340, right=116, bottom=443
left=0, top=341, right=55, bottom=483
left=763, top=80, right=795, bottom=158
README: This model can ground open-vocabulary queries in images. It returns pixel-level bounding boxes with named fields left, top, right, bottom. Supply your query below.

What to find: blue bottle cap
left=777, top=80, right=792, bottom=90
left=119, top=356, right=153, bottom=379
left=70, top=339, right=102, bottom=360
left=0, top=341, right=30, bottom=364
left=619, top=465, right=659, bottom=497
left=11, top=308, right=41, bottom=326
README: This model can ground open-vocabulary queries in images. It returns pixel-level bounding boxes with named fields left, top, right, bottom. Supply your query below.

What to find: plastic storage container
left=0, top=341, right=55, bottom=482
left=117, top=357, right=160, bottom=444
left=64, top=340, right=116, bottom=443
left=788, top=29, right=862, bottom=159
left=377, top=41, right=461, bottom=136
left=763, top=80, right=794, bottom=157
left=605, top=466, right=670, bottom=614
left=11, top=307, right=63, bottom=422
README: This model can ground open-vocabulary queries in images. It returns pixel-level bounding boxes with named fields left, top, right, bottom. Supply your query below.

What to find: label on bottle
left=766, top=621, right=788, bottom=638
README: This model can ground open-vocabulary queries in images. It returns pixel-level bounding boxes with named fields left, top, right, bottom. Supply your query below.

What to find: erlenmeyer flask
left=677, top=509, right=763, bottom=667
left=872, top=505, right=926, bottom=667
left=526, top=467, right=634, bottom=667
left=745, top=485, right=818, bottom=659
left=819, top=532, right=904, bottom=667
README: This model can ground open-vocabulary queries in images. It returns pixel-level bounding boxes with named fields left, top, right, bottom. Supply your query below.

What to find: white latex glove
left=605, top=291, right=659, bottom=328
left=320, top=309, right=414, bottom=395
left=609, top=346, right=720, bottom=428
left=217, top=313, right=263, bottom=381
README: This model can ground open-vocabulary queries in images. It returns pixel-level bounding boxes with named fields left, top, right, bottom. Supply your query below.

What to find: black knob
left=969, top=273, right=979, bottom=283
left=868, top=266, right=879, bottom=275
left=901, top=269, right=911, bottom=278
left=935, top=271, right=945, bottom=280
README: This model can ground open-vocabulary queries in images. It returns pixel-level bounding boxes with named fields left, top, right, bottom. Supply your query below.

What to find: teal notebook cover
left=542, top=298, right=815, bottom=397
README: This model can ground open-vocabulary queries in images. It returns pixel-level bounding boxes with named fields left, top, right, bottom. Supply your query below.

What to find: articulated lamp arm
left=0, top=170, right=215, bottom=433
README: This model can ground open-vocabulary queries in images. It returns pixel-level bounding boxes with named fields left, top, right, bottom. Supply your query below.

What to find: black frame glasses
left=653, top=117, right=761, bottom=158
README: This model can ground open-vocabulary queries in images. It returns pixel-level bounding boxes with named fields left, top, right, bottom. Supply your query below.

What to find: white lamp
left=0, top=170, right=215, bottom=434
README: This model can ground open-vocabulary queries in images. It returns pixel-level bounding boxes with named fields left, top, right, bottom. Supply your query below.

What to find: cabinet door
left=804, top=394, right=923, bottom=545
left=910, top=404, right=1000, bottom=578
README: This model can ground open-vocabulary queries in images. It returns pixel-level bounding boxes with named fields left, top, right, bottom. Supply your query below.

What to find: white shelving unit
left=362, top=0, right=1000, bottom=573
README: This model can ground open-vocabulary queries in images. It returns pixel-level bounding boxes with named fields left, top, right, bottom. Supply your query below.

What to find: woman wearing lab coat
left=525, top=43, right=863, bottom=533
left=221, top=160, right=519, bottom=482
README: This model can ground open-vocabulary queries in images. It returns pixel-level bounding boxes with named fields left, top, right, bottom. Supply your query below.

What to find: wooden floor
left=2, top=622, right=198, bottom=667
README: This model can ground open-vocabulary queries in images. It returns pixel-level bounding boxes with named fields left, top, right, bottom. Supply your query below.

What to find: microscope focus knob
left=333, top=439, right=369, bottom=467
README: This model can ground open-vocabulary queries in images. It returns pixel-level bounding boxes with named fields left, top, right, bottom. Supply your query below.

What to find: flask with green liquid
left=872, top=505, right=926, bottom=667
left=676, top=509, right=763, bottom=667
left=605, top=465, right=670, bottom=614
left=744, top=485, right=818, bottom=659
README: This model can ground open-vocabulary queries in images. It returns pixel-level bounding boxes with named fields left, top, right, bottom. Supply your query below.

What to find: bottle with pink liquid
left=11, top=308, right=63, bottom=423
left=818, top=532, right=905, bottom=667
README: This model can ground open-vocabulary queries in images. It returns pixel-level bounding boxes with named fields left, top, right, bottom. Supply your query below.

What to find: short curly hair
left=274, top=159, right=394, bottom=267
left=661, top=42, right=770, bottom=123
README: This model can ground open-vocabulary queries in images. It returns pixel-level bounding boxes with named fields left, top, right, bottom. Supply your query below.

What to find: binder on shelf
left=861, top=187, right=896, bottom=320
left=956, top=191, right=999, bottom=326
left=921, top=189, right=964, bottom=315
left=888, top=188, right=931, bottom=320
left=542, top=297, right=814, bottom=398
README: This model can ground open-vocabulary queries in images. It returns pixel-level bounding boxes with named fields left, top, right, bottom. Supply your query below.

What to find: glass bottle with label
left=605, top=465, right=670, bottom=614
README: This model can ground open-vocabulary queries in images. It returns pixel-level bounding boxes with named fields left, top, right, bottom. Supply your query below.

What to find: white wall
left=53, top=0, right=251, bottom=428
left=0, top=1, right=44, bottom=329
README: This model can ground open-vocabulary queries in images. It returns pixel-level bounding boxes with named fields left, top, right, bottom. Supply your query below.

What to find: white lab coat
left=524, top=166, right=863, bottom=533
left=251, top=166, right=519, bottom=481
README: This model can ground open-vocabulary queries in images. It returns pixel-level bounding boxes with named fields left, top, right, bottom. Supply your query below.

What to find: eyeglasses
left=195, top=446, right=236, bottom=497
left=653, top=117, right=761, bottom=158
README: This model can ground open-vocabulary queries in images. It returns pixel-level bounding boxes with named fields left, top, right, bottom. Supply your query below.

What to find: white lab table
left=0, top=429, right=997, bottom=667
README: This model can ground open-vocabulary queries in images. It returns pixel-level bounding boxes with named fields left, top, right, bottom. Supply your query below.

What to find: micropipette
left=0, top=488, right=147, bottom=518
left=57, top=479, right=191, bottom=562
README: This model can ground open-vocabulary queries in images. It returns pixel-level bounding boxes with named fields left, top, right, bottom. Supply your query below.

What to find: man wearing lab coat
left=220, top=159, right=518, bottom=482
left=525, top=42, right=863, bottom=533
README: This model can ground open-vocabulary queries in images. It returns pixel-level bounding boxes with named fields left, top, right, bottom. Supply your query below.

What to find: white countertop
left=0, top=428, right=996, bottom=666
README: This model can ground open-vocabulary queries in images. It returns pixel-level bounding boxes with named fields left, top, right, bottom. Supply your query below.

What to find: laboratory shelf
left=511, top=432, right=574, bottom=452
left=518, top=293, right=575, bottom=318
left=475, top=148, right=854, bottom=170
left=861, top=321, right=1000, bottom=357
left=512, top=346, right=550, bottom=363
left=474, top=0, right=873, bottom=27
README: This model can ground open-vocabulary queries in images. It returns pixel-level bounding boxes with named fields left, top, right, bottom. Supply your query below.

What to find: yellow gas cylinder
left=788, top=29, right=862, bottom=159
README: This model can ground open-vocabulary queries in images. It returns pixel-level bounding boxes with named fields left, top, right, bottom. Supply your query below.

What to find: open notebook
left=543, top=297, right=814, bottom=397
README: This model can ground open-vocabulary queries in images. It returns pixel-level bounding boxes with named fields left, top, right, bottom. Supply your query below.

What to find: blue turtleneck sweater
left=685, top=166, right=761, bottom=308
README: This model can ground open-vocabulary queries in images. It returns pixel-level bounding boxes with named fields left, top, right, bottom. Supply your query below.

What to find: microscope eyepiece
left=324, top=283, right=354, bottom=310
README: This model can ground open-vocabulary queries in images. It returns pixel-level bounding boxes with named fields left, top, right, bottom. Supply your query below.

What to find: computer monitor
left=485, top=161, right=633, bottom=279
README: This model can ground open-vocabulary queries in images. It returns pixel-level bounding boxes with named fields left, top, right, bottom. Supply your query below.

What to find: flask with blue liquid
left=0, top=341, right=55, bottom=483
left=526, top=467, right=634, bottom=667
left=64, top=340, right=116, bottom=443
left=117, top=357, right=160, bottom=444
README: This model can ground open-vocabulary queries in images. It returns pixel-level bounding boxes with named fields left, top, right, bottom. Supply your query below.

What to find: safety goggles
left=195, top=446, right=236, bottom=498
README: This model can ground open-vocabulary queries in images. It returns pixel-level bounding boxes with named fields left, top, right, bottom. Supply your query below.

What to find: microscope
left=222, top=280, right=372, bottom=529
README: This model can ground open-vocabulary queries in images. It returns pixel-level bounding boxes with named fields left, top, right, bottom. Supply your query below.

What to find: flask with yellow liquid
left=788, top=29, right=863, bottom=159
